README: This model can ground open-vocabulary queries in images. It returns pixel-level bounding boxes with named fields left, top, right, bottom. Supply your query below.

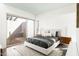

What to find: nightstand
left=59, top=37, right=71, bottom=44
left=57, top=37, right=71, bottom=50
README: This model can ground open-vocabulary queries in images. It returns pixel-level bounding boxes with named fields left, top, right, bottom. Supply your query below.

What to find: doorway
left=6, top=14, right=35, bottom=47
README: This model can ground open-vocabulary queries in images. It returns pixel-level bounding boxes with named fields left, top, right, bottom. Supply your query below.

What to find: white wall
left=0, top=4, right=7, bottom=48
left=37, top=4, right=76, bottom=42
left=76, top=29, right=79, bottom=55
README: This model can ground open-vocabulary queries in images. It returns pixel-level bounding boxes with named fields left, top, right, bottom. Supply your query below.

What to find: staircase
left=7, top=20, right=26, bottom=47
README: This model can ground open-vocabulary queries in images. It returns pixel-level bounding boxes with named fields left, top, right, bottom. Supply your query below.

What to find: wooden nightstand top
left=59, top=37, right=71, bottom=44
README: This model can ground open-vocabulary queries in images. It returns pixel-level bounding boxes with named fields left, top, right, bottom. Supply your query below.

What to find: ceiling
left=5, top=3, right=73, bottom=15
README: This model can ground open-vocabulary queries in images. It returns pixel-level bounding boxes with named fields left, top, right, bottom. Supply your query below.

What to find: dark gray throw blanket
left=27, top=36, right=54, bottom=49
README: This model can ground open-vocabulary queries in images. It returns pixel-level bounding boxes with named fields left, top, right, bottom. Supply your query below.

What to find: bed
left=24, top=35, right=60, bottom=55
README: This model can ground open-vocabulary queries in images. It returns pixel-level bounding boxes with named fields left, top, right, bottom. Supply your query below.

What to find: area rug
left=48, top=49, right=67, bottom=56
left=12, top=44, right=67, bottom=56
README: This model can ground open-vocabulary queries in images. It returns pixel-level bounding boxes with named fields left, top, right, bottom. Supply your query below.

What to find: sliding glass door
left=7, top=14, right=35, bottom=47
left=7, top=15, right=27, bottom=47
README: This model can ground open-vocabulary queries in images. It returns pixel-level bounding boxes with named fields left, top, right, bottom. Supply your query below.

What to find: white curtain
left=27, top=20, right=34, bottom=38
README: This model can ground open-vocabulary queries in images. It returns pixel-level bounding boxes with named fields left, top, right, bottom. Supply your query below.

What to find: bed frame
left=24, top=41, right=60, bottom=55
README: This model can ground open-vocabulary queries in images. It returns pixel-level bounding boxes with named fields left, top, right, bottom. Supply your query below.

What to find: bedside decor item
left=55, top=31, right=61, bottom=37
